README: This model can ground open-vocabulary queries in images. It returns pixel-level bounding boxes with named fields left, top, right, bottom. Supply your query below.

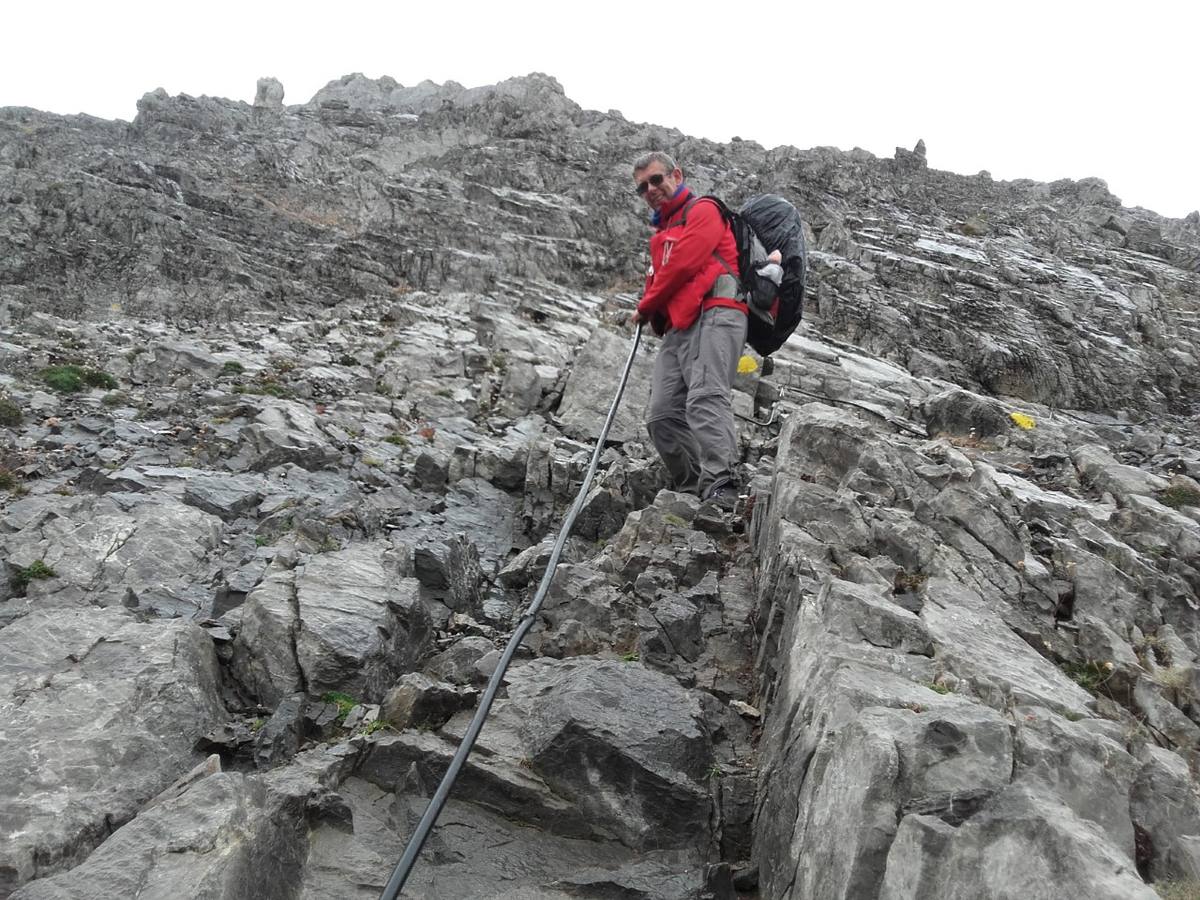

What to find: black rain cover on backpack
left=735, top=194, right=807, bottom=356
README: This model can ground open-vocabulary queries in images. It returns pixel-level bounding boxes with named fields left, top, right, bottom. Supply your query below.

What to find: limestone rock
left=2, top=70, right=1198, bottom=900
left=879, top=784, right=1157, bottom=900
left=0, top=608, right=226, bottom=895
left=253, top=76, right=285, bottom=112
left=506, top=657, right=714, bottom=851
left=293, top=542, right=432, bottom=702
left=556, top=327, right=653, bottom=444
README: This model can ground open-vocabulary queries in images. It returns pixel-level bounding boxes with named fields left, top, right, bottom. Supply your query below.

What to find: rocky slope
left=1, top=73, right=1198, bottom=899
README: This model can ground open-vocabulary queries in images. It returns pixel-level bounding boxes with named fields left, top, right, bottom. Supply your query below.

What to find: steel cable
left=378, top=323, right=643, bottom=899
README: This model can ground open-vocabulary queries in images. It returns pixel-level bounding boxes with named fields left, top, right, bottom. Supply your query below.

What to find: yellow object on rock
left=1010, top=412, right=1036, bottom=430
left=737, top=355, right=758, bottom=375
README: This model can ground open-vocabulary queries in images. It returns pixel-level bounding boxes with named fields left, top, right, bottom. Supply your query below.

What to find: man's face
left=634, top=163, right=682, bottom=211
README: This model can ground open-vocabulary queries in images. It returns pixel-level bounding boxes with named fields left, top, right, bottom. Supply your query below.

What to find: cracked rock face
left=0, top=607, right=226, bottom=895
left=1, top=72, right=1198, bottom=899
left=508, top=657, right=714, bottom=850
left=750, top=335, right=1199, bottom=898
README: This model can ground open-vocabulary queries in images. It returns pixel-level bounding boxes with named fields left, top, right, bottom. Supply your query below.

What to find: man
left=631, top=151, right=747, bottom=506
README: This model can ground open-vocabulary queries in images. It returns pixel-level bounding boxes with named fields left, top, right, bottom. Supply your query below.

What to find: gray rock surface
left=557, top=326, right=654, bottom=443
left=293, top=542, right=432, bottom=701
left=749, top=335, right=1199, bottom=898
left=1, top=494, right=223, bottom=615
left=507, top=657, right=714, bottom=850
left=9, top=745, right=359, bottom=900
left=1, top=72, right=1197, bottom=900
left=0, top=608, right=226, bottom=894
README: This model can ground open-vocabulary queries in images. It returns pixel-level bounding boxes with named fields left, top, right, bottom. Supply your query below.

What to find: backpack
left=684, top=194, right=808, bottom=357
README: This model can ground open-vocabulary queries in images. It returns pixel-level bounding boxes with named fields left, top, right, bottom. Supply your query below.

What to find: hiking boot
left=698, top=483, right=739, bottom=520
left=695, top=485, right=740, bottom=534
left=705, top=484, right=738, bottom=513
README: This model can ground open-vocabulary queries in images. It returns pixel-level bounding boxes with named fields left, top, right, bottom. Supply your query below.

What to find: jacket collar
left=652, top=186, right=692, bottom=228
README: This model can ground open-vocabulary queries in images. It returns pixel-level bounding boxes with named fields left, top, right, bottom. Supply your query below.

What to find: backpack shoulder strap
left=677, top=195, right=732, bottom=227
left=713, top=250, right=737, bottom=278
left=675, top=195, right=741, bottom=284
left=675, top=197, right=700, bottom=227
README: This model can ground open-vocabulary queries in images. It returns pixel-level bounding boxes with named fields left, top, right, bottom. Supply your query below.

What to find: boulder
left=556, top=327, right=653, bottom=444
left=231, top=543, right=432, bottom=706
left=0, top=494, right=222, bottom=615
left=507, top=657, right=714, bottom=851
left=182, top=473, right=267, bottom=521
left=879, top=784, right=1157, bottom=900
left=293, top=542, right=432, bottom=702
left=380, top=672, right=475, bottom=730
left=11, top=745, right=358, bottom=900
left=230, top=557, right=304, bottom=706
left=0, top=608, right=226, bottom=896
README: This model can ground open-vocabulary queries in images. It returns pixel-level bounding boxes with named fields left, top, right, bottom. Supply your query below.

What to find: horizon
left=3, top=1, right=1197, bottom=220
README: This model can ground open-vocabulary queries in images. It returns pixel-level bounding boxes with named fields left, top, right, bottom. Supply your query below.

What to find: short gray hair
left=633, top=151, right=677, bottom=174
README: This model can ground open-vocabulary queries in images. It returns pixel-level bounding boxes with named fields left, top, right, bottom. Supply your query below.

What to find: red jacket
left=637, top=188, right=743, bottom=333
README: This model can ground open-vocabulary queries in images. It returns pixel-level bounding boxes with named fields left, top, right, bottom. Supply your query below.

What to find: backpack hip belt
left=707, top=271, right=741, bottom=301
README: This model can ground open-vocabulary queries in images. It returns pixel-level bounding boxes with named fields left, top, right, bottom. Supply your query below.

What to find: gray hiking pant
left=646, top=306, right=747, bottom=499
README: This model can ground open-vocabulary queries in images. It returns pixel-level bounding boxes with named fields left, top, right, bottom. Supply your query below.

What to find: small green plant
left=40, top=365, right=117, bottom=392
left=373, top=349, right=386, bottom=362
left=83, top=369, right=118, bottom=390
left=321, top=691, right=358, bottom=724
left=1159, top=485, right=1200, bottom=510
left=255, top=535, right=270, bottom=547
left=250, top=717, right=266, bottom=733
left=338, top=354, right=358, bottom=367
left=706, top=763, right=723, bottom=781
left=620, top=650, right=640, bottom=663
left=100, top=391, right=125, bottom=407
left=491, top=351, right=508, bottom=374
left=383, top=434, right=408, bottom=447
left=363, top=719, right=389, bottom=735
left=257, top=381, right=291, bottom=398
left=40, top=365, right=83, bottom=392
left=924, top=681, right=951, bottom=695
left=0, top=397, right=21, bottom=426
left=1062, top=660, right=1115, bottom=695
left=662, top=513, right=688, bottom=528
left=435, top=387, right=453, bottom=398
left=237, top=376, right=292, bottom=398
left=0, top=469, right=16, bottom=491
left=15, top=560, right=57, bottom=587
left=220, top=360, right=245, bottom=376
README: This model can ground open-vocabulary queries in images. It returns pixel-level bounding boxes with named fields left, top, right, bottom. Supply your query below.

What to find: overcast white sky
left=4, top=0, right=1197, bottom=218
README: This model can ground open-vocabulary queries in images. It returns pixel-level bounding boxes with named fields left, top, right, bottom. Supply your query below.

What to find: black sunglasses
left=635, top=172, right=667, bottom=196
